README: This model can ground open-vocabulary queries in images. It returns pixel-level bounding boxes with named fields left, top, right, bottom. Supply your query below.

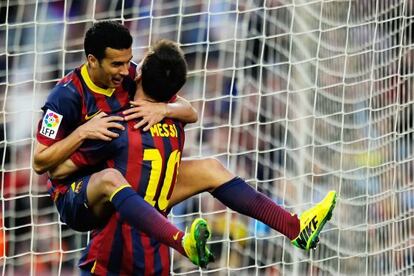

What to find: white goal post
left=1, top=0, right=413, bottom=275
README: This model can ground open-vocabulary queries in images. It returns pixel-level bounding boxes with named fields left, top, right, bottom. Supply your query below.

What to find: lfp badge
left=40, top=109, right=63, bottom=139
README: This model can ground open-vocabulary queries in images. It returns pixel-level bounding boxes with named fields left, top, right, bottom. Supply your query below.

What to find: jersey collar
left=81, top=64, right=116, bottom=97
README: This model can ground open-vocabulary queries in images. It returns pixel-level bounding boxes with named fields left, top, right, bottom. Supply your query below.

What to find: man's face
left=93, top=47, right=133, bottom=88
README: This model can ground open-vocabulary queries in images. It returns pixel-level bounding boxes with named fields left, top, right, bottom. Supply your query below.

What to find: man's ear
left=87, top=54, right=99, bottom=69
left=134, top=71, right=142, bottom=83
left=135, top=61, right=143, bottom=82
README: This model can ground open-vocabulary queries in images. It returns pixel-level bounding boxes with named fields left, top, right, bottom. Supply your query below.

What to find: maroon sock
left=111, top=186, right=186, bottom=255
left=211, top=177, right=300, bottom=240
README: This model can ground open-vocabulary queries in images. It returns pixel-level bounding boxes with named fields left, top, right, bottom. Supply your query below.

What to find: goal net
left=1, top=0, right=413, bottom=275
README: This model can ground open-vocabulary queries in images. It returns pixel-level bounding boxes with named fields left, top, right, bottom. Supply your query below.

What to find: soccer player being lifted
left=34, top=21, right=337, bottom=274
left=33, top=22, right=213, bottom=271
left=52, top=40, right=214, bottom=274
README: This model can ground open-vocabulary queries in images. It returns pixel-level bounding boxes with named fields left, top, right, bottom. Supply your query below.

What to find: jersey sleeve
left=36, top=84, right=82, bottom=146
left=70, top=123, right=125, bottom=168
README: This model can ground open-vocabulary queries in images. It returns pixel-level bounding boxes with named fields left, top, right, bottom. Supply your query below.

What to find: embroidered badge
left=40, top=109, right=63, bottom=139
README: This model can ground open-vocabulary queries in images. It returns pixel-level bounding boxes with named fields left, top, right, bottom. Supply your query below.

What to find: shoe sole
left=194, top=218, right=211, bottom=268
left=307, top=192, right=337, bottom=250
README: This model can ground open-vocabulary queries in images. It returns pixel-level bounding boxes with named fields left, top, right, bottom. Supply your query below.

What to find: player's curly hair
left=141, top=39, right=187, bottom=102
left=84, top=21, right=132, bottom=61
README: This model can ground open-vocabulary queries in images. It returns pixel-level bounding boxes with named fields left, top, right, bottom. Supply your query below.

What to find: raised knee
left=99, top=168, right=126, bottom=195
left=203, top=158, right=226, bottom=172
left=202, top=158, right=235, bottom=188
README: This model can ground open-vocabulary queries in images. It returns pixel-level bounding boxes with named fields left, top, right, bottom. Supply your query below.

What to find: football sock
left=109, top=185, right=186, bottom=255
left=211, top=177, right=300, bottom=240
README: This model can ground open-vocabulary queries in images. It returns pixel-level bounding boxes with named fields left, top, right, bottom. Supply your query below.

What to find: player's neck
left=86, top=64, right=108, bottom=89
left=134, top=84, right=155, bottom=102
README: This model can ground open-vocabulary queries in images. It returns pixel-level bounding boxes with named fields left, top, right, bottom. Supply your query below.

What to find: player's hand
left=78, top=112, right=125, bottom=141
left=123, top=100, right=167, bottom=131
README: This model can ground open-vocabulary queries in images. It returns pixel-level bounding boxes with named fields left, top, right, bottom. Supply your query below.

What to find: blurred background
left=0, top=0, right=413, bottom=275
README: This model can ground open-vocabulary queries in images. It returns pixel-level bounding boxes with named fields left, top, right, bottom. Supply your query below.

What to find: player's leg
left=170, top=158, right=337, bottom=249
left=169, top=158, right=300, bottom=239
left=168, top=158, right=235, bottom=206
left=85, top=168, right=213, bottom=267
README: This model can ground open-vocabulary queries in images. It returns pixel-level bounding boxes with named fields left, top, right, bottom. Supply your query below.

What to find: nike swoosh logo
left=85, top=110, right=101, bottom=120
left=173, top=231, right=180, bottom=241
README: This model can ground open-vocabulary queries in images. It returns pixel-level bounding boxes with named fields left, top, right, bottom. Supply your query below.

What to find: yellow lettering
left=150, top=125, right=159, bottom=137
left=169, top=125, right=176, bottom=137
left=162, top=124, right=170, bottom=137
left=143, top=149, right=182, bottom=211
left=172, top=124, right=178, bottom=138
left=156, top=124, right=164, bottom=137
left=150, top=123, right=179, bottom=138
left=143, top=149, right=162, bottom=206
left=158, top=150, right=181, bottom=210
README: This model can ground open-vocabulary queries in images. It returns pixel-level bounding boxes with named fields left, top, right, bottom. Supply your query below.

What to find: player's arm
left=48, top=127, right=122, bottom=180
left=33, top=85, right=125, bottom=175
left=123, top=95, right=197, bottom=131
left=48, top=158, right=79, bottom=179
left=166, top=95, right=198, bottom=122
left=33, top=112, right=124, bottom=174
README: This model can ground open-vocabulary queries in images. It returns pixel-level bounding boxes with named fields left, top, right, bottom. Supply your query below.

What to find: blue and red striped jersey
left=36, top=63, right=137, bottom=146
left=73, top=118, right=185, bottom=275
left=36, top=62, right=137, bottom=195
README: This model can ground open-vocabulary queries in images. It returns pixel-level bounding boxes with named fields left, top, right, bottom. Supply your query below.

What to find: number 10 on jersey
left=143, top=149, right=181, bottom=211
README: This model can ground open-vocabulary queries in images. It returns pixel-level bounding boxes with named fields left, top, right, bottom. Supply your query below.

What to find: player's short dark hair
left=141, top=40, right=187, bottom=102
left=84, top=21, right=132, bottom=61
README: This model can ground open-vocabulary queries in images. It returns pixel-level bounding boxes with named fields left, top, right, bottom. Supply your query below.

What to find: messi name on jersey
left=149, top=123, right=178, bottom=138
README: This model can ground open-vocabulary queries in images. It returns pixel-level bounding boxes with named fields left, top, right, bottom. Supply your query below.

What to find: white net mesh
left=1, top=0, right=413, bottom=275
